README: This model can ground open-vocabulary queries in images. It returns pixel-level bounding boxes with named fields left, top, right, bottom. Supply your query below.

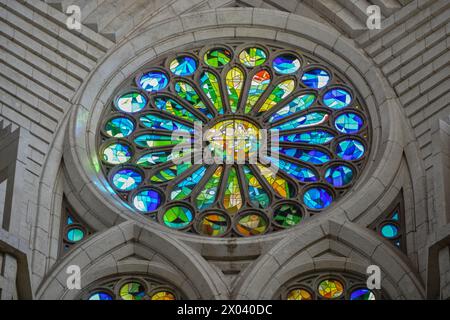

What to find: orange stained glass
left=318, top=279, right=344, bottom=299
left=255, top=163, right=292, bottom=198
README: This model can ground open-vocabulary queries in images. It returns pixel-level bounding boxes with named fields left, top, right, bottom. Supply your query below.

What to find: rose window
left=97, top=41, right=370, bottom=237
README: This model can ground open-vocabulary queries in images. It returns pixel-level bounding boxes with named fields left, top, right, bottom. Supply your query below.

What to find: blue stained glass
left=170, top=166, right=207, bottom=200
left=105, top=117, right=135, bottom=138
left=89, top=292, right=113, bottom=300
left=323, top=88, right=352, bottom=109
left=102, top=143, right=132, bottom=164
left=325, top=165, right=353, bottom=187
left=170, top=56, right=197, bottom=76
left=334, top=112, right=363, bottom=134
left=67, top=227, right=84, bottom=242
left=350, top=289, right=375, bottom=300
left=268, top=94, right=316, bottom=123
left=280, top=130, right=334, bottom=144
left=303, top=187, right=332, bottom=210
left=134, top=134, right=190, bottom=148
left=140, top=114, right=193, bottom=133
left=392, top=212, right=399, bottom=221
left=132, top=189, right=162, bottom=212
left=336, top=139, right=365, bottom=160
left=271, top=112, right=329, bottom=131
left=381, top=224, right=398, bottom=238
left=139, top=71, right=168, bottom=92
left=302, top=68, right=330, bottom=88
left=116, top=92, right=147, bottom=113
left=67, top=216, right=74, bottom=225
left=272, top=55, right=301, bottom=74
left=271, top=158, right=318, bottom=182
left=278, top=148, right=331, bottom=164
left=112, top=168, right=142, bottom=191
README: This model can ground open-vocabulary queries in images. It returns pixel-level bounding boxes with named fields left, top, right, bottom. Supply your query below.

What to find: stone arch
left=232, top=217, right=425, bottom=299
left=36, top=221, right=228, bottom=299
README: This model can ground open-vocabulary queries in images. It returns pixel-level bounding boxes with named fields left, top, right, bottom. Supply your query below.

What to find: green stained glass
left=244, top=70, right=271, bottom=113
left=273, top=203, right=302, bottom=227
left=150, top=162, right=192, bottom=183
left=258, top=79, right=295, bottom=114
left=204, top=48, right=232, bottom=67
left=243, top=166, right=270, bottom=209
left=175, top=82, right=212, bottom=118
left=236, top=213, right=268, bottom=236
left=200, top=71, right=224, bottom=114
left=136, top=149, right=191, bottom=168
left=223, top=167, right=242, bottom=215
left=119, top=282, right=145, bottom=300
left=163, top=206, right=193, bottom=229
left=198, top=214, right=228, bottom=236
left=256, top=163, right=294, bottom=199
left=154, top=97, right=201, bottom=123
left=105, top=117, right=134, bottom=137
left=134, top=134, right=188, bottom=148
left=196, top=166, right=223, bottom=210
left=239, top=47, right=267, bottom=67
left=268, top=94, right=316, bottom=123
left=271, top=112, right=329, bottom=131
left=226, top=67, right=244, bottom=113
left=140, top=114, right=193, bottom=133
left=171, top=166, right=207, bottom=200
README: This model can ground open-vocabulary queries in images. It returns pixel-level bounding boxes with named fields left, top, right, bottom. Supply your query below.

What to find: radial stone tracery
left=97, top=41, right=371, bottom=237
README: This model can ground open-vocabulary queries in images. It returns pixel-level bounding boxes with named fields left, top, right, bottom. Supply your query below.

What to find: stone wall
left=0, top=0, right=448, bottom=299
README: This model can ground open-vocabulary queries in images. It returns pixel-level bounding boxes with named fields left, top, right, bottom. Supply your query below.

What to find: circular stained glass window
left=88, top=292, right=113, bottom=300
left=97, top=41, right=371, bottom=237
left=350, top=288, right=376, bottom=300
left=66, top=227, right=85, bottom=242
left=287, top=288, right=312, bottom=300
left=119, top=282, right=146, bottom=300
left=151, top=291, right=176, bottom=300
left=318, top=279, right=344, bottom=299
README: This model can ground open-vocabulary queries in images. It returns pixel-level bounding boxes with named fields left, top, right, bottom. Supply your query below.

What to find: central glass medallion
left=205, top=119, right=261, bottom=163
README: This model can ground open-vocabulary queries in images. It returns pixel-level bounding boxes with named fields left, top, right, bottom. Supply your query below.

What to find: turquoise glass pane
left=140, top=114, right=193, bottom=133
left=273, top=54, right=300, bottom=74
left=102, top=143, right=132, bottom=164
left=303, top=187, right=332, bottom=210
left=138, top=71, right=168, bottom=92
left=271, top=158, right=318, bottom=182
left=392, top=212, right=399, bottom=221
left=116, top=92, right=146, bottom=113
left=381, top=224, right=398, bottom=238
left=132, top=189, right=162, bottom=212
left=271, top=112, right=329, bottom=131
left=154, top=97, right=201, bottom=123
left=336, top=139, right=365, bottom=160
left=136, top=149, right=191, bottom=168
left=325, top=165, right=353, bottom=187
left=134, top=134, right=190, bottom=148
left=278, top=148, right=331, bottom=164
left=105, top=117, right=134, bottom=138
left=111, top=168, right=142, bottom=191
left=171, top=166, right=207, bottom=200
left=323, top=88, right=352, bottom=109
left=243, top=165, right=270, bottom=209
left=169, top=56, right=197, bottom=76
left=67, top=227, right=84, bottom=242
left=301, top=68, right=330, bottom=88
left=268, top=94, right=316, bottom=123
left=334, top=112, right=363, bottom=134
left=279, top=131, right=334, bottom=144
